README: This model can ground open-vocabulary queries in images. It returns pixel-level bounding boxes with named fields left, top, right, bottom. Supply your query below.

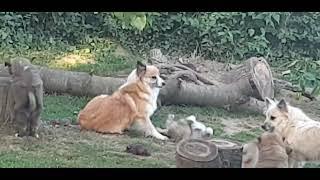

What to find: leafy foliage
left=0, top=12, right=319, bottom=95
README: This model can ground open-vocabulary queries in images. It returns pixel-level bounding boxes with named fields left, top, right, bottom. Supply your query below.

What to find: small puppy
left=242, top=131, right=292, bottom=168
left=5, top=58, right=43, bottom=138
left=157, top=114, right=214, bottom=143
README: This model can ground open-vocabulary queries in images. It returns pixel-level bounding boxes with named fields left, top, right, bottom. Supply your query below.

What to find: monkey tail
left=28, top=91, right=37, bottom=111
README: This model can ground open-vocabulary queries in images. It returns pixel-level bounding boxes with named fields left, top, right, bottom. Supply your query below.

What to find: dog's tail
left=28, top=91, right=37, bottom=111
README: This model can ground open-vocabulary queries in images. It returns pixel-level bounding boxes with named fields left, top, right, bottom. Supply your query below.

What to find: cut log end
left=176, top=138, right=221, bottom=168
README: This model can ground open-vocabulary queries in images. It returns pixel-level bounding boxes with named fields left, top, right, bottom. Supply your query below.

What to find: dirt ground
left=0, top=69, right=319, bottom=167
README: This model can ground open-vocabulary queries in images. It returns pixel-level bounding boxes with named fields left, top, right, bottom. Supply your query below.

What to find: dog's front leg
left=144, top=118, right=168, bottom=141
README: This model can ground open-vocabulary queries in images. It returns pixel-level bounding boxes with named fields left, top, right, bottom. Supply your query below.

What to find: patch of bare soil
left=221, top=117, right=262, bottom=136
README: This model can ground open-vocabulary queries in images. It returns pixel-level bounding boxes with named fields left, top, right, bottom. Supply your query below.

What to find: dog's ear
left=136, top=61, right=146, bottom=77
left=277, top=99, right=288, bottom=113
left=265, top=97, right=275, bottom=108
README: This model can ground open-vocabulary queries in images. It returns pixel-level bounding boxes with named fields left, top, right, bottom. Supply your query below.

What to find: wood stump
left=210, top=139, right=243, bottom=168
left=176, top=138, right=221, bottom=168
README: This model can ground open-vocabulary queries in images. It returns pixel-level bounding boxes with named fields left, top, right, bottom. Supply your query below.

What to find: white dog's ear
left=136, top=61, right=146, bottom=77
left=265, top=97, right=275, bottom=108
left=277, top=99, right=288, bottom=113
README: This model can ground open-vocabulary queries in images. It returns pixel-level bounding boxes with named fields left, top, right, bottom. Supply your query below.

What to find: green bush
left=0, top=12, right=319, bottom=95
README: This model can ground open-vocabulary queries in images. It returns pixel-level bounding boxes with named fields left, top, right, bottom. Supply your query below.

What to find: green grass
left=0, top=39, right=139, bottom=77
left=0, top=38, right=318, bottom=168
left=42, top=94, right=90, bottom=122
left=0, top=92, right=264, bottom=168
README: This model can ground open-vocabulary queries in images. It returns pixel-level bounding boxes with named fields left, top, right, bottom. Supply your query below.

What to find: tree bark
left=157, top=56, right=274, bottom=114
left=175, top=138, right=221, bottom=168
left=0, top=64, right=125, bottom=97
left=210, top=139, right=243, bottom=168
left=0, top=51, right=277, bottom=114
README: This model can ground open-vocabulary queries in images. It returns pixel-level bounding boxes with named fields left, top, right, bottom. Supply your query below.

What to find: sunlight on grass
left=51, top=53, right=95, bottom=69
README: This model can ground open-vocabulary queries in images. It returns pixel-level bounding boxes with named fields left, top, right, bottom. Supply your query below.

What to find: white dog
left=262, top=97, right=320, bottom=167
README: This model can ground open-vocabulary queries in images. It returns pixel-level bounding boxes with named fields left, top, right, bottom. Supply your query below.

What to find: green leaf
left=287, top=60, right=298, bottom=68
left=273, top=14, right=280, bottom=24
left=130, top=15, right=147, bottom=31
left=299, top=78, right=306, bottom=92
left=113, top=12, right=124, bottom=20
left=304, top=72, right=316, bottom=81
left=218, top=32, right=225, bottom=36
left=282, top=70, right=291, bottom=76
left=311, top=83, right=320, bottom=96
left=248, top=29, right=255, bottom=37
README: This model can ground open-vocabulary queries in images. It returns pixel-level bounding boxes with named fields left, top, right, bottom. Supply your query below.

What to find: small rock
left=125, top=143, right=151, bottom=157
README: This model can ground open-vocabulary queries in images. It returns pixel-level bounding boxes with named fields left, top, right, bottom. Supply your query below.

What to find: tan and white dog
left=262, top=97, right=320, bottom=167
left=78, top=61, right=168, bottom=140
left=242, top=131, right=292, bottom=168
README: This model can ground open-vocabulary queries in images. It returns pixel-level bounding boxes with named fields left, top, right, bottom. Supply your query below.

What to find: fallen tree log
left=0, top=51, right=284, bottom=114
left=157, top=55, right=274, bottom=114
left=0, top=64, right=125, bottom=97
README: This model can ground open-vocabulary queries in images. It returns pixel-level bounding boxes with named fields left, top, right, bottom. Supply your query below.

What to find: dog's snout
left=162, top=82, right=166, bottom=86
left=261, top=124, right=267, bottom=130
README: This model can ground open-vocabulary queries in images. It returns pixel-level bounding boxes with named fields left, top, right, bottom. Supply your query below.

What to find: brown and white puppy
left=5, top=58, right=43, bottom=138
left=78, top=61, right=168, bottom=140
left=262, top=97, right=320, bottom=167
left=156, top=114, right=214, bottom=143
left=242, top=131, right=292, bottom=168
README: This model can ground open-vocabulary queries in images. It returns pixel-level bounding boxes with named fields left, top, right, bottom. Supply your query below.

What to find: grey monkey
left=5, top=57, right=43, bottom=138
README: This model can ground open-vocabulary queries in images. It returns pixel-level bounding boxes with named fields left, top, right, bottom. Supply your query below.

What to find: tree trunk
left=0, top=64, right=125, bottom=97
left=210, top=139, right=243, bottom=168
left=0, top=51, right=277, bottom=114
left=175, top=138, right=221, bottom=168
left=157, top=56, right=274, bottom=114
